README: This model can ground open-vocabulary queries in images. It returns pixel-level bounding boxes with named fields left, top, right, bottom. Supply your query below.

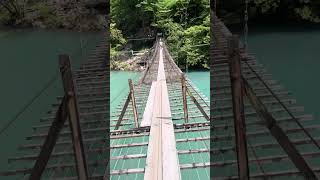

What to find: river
left=0, top=24, right=319, bottom=178
left=0, top=29, right=102, bottom=175
left=231, top=23, right=320, bottom=122
left=110, top=71, right=210, bottom=115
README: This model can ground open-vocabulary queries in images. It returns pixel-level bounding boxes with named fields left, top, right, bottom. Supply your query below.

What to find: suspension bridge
left=1, top=2, right=320, bottom=180
left=0, top=35, right=211, bottom=179
left=210, top=9, right=320, bottom=179
left=109, top=39, right=210, bottom=180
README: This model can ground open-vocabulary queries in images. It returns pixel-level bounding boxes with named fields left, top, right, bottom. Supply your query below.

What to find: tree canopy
left=217, top=0, right=320, bottom=24
left=111, top=0, right=320, bottom=69
left=111, top=0, right=210, bottom=69
left=0, top=0, right=105, bottom=29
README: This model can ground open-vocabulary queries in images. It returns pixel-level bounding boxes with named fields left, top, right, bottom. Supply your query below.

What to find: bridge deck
left=1, top=13, right=320, bottom=180
left=144, top=41, right=181, bottom=180
left=109, top=39, right=210, bottom=180
left=211, top=14, right=320, bottom=179
left=0, top=37, right=208, bottom=179
left=0, top=38, right=110, bottom=179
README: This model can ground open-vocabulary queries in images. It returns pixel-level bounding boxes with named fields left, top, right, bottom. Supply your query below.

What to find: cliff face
left=52, top=0, right=106, bottom=30
left=0, top=0, right=106, bottom=30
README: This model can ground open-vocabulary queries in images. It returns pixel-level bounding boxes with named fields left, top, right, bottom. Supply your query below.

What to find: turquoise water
left=1, top=24, right=319, bottom=178
left=0, top=29, right=101, bottom=174
left=187, top=71, right=210, bottom=98
left=110, top=71, right=210, bottom=113
left=110, top=71, right=210, bottom=114
left=110, top=71, right=141, bottom=114
left=0, top=29, right=209, bottom=178
left=244, top=25, right=320, bottom=121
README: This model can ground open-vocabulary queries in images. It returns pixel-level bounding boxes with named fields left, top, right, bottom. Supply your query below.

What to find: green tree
left=111, top=0, right=210, bottom=69
left=111, top=0, right=154, bottom=36
left=110, top=22, right=126, bottom=63
left=154, top=0, right=210, bottom=69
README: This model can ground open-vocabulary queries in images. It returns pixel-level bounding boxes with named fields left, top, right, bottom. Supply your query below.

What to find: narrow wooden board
left=140, top=81, right=157, bottom=127
left=144, top=42, right=181, bottom=180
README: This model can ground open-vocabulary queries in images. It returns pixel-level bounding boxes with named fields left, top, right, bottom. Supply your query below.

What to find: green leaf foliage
left=111, top=0, right=210, bottom=69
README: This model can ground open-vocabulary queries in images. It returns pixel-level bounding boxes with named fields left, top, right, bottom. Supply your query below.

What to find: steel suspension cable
left=110, top=72, right=141, bottom=104
left=163, top=42, right=210, bottom=109
left=244, top=0, right=249, bottom=51
left=214, top=0, right=217, bottom=15
left=163, top=46, right=228, bottom=169
left=247, top=139, right=267, bottom=179
left=239, top=82, right=267, bottom=179
left=134, top=129, right=148, bottom=180
left=0, top=70, right=59, bottom=136
left=0, top=34, right=102, bottom=137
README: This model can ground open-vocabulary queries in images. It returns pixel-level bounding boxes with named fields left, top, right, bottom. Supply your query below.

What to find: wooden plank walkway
left=2, top=12, right=319, bottom=180
left=0, top=36, right=207, bottom=180
left=144, top=40, right=181, bottom=180
left=211, top=13, right=320, bottom=179
left=140, top=81, right=156, bottom=127
left=0, top=36, right=110, bottom=179
left=109, top=38, right=210, bottom=180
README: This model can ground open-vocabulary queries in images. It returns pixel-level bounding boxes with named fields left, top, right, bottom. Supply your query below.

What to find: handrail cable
left=0, top=70, right=59, bottom=136
left=243, top=0, right=249, bottom=51
left=163, top=42, right=210, bottom=108
left=0, top=34, right=100, bottom=136
left=243, top=59, right=320, bottom=151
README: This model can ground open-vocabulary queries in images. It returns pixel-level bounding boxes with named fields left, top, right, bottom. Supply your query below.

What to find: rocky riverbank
left=111, top=50, right=149, bottom=71
left=0, top=1, right=106, bottom=31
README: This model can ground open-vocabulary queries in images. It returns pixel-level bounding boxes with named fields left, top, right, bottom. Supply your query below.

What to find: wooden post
left=228, top=35, right=249, bottom=180
left=114, top=94, right=131, bottom=130
left=129, top=79, right=139, bottom=128
left=29, top=96, right=68, bottom=180
left=181, top=75, right=188, bottom=123
left=59, top=55, right=89, bottom=180
left=186, top=87, right=209, bottom=121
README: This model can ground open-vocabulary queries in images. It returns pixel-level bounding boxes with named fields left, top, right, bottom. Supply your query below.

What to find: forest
left=1, top=0, right=319, bottom=69
left=110, top=0, right=320, bottom=70
left=0, top=0, right=105, bottom=30
left=111, top=0, right=210, bottom=69
left=217, top=0, right=320, bottom=24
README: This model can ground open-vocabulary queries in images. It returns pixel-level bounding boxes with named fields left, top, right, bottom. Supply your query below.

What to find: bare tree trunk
left=0, top=1, right=15, bottom=15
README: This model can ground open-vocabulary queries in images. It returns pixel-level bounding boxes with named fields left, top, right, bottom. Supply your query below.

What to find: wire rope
left=243, top=60, right=320, bottom=151
left=244, top=0, right=249, bottom=51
